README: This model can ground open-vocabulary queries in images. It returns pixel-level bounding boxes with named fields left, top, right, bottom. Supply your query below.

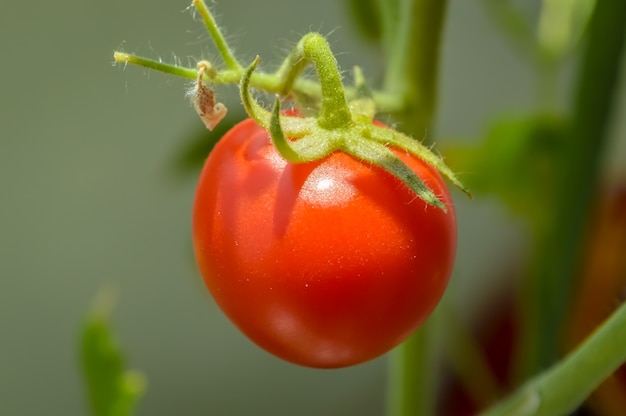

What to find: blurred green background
left=1, top=1, right=624, bottom=415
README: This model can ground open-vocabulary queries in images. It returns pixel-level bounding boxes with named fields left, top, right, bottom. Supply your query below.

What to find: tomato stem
left=113, top=50, right=405, bottom=113
left=113, top=52, right=197, bottom=79
left=382, top=0, right=448, bottom=139
left=295, top=33, right=354, bottom=130
left=386, top=320, right=435, bottom=416
left=191, top=0, right=242, bottom=72
left=272, top=33, right=353, bottom=130
left=301, top=34, right=352, bottom=129
left=481, top=299, right=626, bottom=416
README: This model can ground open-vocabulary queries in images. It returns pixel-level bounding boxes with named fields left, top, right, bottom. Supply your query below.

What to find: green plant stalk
left=112, top=52, right=404, bottom=113
left=481, top=299, right=626, bottom=416
left=378, top=0, right=400, bottom=56
left=517, top=0, right=626, bottom=379
left=296, top=34, right=353, bottom=129
left=383, top=1, right=449, bottom=416
left=386, top=320, right=434, bottom=416
left=382, top=0, right=448, bottom=139
left=192, top=0, right=241, bottom=71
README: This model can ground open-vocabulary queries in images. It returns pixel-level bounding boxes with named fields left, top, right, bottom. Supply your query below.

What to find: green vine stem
left=386, top=321, right=434, bottom=416
left=277, top=33, right=353, bottom=129
left=482, top=299, right=626, bottom=416
left=113, top=54, right=404, bottom=114
left=516, top=0, right=626, bottom=379
left=382, top=0, right=448, bottom=139
left=382, top=1, right=449, bottom=416
left=379, top=0, right=400, bottom=59
left=191, top=0, right=241, bottom=71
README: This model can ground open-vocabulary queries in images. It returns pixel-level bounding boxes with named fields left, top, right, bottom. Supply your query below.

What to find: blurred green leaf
left=445, top=113, right=567, bottom=224
left=80, top=290, right=145, bottom=416
left=345, top=0, right=382, bottom=43
left=169, top=112, right=245, bottom=179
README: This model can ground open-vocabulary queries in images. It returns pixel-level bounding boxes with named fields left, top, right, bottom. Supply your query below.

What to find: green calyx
left=112, top=0, right=469, bottom=211
left=240, top=34, right=469, bottom=211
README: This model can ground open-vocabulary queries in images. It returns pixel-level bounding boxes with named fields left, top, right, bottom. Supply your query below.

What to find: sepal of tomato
left=193, top=115, right=457, bottom=368
left=239, top=53, right=469, bottom=211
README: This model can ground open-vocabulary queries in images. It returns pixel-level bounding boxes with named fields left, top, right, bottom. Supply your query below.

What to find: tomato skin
left=193, top=117, right=457, bottom=368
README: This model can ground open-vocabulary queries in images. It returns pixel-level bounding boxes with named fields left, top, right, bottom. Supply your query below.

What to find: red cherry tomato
left=193, top=117, right=457, bottom=368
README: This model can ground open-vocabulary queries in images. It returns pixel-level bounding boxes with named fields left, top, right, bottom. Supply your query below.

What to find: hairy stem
left=112, top=52, right=404, bottom=113
left=283, top=33, right=353, bottom=129
left=192, top=0, right=241, bottom=71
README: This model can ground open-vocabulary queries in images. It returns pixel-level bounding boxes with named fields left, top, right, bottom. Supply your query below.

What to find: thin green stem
left=114, top=52, right=197, bottom=79
left=299, top=34, right=353, bottom=129
left=238, top=34, right=354, bottom=132
left=113, top=51, right=404, bottom=113
left=378, top=0, right=400, bottom=56
left=274, top=47, right=309, bottom=96
left=382, top=0, right=448, bottom=138
left=516, top=0, right=626, bottom=379
left=481, top=300, right=626, bottom=416
left=386, top=320, right=434, bottom=416
left=192, top=0, right=241, bottom=71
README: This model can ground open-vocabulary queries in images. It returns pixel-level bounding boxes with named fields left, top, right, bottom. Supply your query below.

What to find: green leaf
left=80, top=290, right=145, bottom=416
left=444, top=113, right=567, bottom=223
